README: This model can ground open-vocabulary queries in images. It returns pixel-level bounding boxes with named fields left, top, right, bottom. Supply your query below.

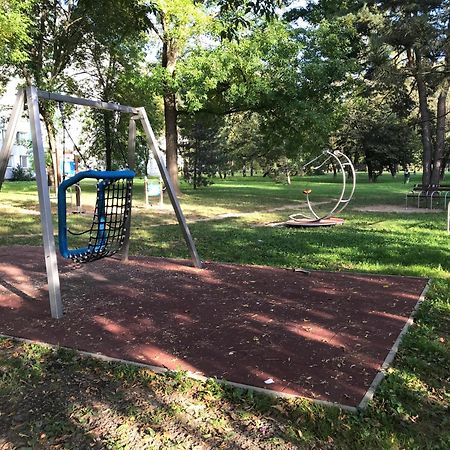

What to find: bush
left=11, top=164, right=34, bottom=181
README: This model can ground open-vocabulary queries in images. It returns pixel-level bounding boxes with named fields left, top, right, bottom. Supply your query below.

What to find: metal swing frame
left=0, top=86, right=202, bottom=319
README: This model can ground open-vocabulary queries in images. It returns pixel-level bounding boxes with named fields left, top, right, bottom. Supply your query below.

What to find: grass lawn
left=0, top=173, right=449, bottom=449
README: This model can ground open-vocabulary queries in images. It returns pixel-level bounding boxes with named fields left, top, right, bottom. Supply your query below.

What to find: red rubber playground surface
left=0, top=246, right=428, bottom=409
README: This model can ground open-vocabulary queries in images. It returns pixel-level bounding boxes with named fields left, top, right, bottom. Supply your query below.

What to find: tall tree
left=145, top=1, right=290, bottom=193
left=177, top=13, right=361, bottom=168
left=145, top=0, right=210, bottom=194
left=378, top=0, right=450, bottom=186
left=3, top=0, right=89, bottom=186
left=334, top=97, right=420, bottom=181
left=0, top=0, right=31, bottom=78
left=301, top=0, right=450, bottom=186
left=78, top=0, right=149, bottom=170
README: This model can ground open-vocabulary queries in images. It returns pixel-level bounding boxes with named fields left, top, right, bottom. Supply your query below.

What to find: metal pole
left=0, top=89, right=25, bottom=188
left=144, top=176, right=149, bottom=207
left=26, top=86, right=63, bottom=318
left=159, top=176, right=164, bottom=207
left=138, top=108, right=202, bottom=268
left=127, top=117, right=137, bottom=170
left=36, top=89, right=139, bottom=114
left=121, top=118, right=137, bottom=262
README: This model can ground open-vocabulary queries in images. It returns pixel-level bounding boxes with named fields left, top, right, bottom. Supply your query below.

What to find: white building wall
left=1, top=80, right=33, bottom=179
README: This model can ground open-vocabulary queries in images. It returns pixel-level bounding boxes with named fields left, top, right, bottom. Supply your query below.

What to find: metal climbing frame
left=0, top=86, right=202, bottom=318
left=289, top=150, right=356, bottom=222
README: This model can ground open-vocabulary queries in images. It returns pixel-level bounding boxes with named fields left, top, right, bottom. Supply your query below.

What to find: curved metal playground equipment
left=287, top=150, right=356, bottom=227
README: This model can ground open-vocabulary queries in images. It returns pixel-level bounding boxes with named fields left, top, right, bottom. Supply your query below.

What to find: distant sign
left=147, top=183, right=161, bottom=196
left=61, top=157, right=76, bottom=178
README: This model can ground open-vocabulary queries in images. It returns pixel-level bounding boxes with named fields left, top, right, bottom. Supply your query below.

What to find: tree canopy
left=1, top=0, right=449, bottom=186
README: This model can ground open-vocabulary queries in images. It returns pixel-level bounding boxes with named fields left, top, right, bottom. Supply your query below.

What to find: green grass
left=0, top=173, right=449, bottom=449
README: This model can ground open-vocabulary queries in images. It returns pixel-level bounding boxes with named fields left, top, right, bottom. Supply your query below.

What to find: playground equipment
left=286, top=150, right=356, bottom=227
left=58, top=169, right=135, bottom=262
left=0, top=86, right=201, bottom=318
left=144, top=176, right=164, bottom=207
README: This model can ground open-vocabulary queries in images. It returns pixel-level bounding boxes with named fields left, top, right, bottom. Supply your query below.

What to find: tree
left=144, top=0, right=210, bottom=194
left=179, top=113, right=226, bottom=188
left=300, top=0, right=450, bottom=186
left=0, top=0, right=31, bottom=78
left=334, top=98, right=420, bottom=181
left=177, top=10, right=366, bottom=175
left=77, top=0, right=149, bottom=170
left=377, top=0, right=450, bottom=186
left=144, top=1, right=293, bottom=193
left=3, top=0, right=90, bottom=186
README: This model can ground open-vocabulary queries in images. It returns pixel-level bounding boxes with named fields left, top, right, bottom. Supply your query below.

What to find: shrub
left=11, top=164, right=34, bottom=181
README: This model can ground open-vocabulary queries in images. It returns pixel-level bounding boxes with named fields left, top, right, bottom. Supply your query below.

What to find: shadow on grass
left=0, top=332, right=448, bottom=449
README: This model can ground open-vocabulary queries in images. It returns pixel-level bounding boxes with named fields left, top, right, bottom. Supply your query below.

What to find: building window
left=20, top=155, right=28, bottom=168
left=7, top=156, right=13, bottom=168
left=16, top=131, right=28, bottom=144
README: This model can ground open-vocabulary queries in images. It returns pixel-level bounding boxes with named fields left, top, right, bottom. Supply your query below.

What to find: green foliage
left=0, top=0, right=31, bottom=70
left=10, top=164, right=34, bottom=181
left=305, top=0, right=450, bottom=184
left=216, top=0, right=285, bottom=40
left=334, top=98, right=421, bottom=180
left=179, top=113, right=227, bottom=187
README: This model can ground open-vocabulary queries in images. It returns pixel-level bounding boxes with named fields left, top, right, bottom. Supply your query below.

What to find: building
left=0, top=80, right=33, bottom=180
left=0, top=114, right=33, bottom=180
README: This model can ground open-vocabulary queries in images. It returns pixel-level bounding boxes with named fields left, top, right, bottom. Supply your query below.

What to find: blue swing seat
left=58, top=170, right=135, bottom=263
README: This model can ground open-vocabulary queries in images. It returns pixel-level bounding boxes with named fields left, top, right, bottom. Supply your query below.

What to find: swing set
left=0, top=86, right=201, bottom=319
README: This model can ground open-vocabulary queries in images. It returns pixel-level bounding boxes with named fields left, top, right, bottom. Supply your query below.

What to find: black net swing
left=58, top=169, right=135, bottom=263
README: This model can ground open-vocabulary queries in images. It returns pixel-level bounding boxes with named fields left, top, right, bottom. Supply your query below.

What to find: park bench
left=406, top=184, right=450, bottom=209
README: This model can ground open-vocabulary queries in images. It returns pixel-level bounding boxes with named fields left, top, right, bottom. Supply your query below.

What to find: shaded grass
left=0, top=174, right=449, bottom=449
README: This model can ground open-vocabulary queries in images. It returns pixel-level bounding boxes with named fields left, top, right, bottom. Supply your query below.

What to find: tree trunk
left=414, top=50, right=433, bottom=187
left=162, top=34, right=180, bottom=195
left=431, top=84, right=448, bottom=186
left=367, top=159, right=374, bottom=182
left=41, top=105, right=60, bottom=191
left=389, top=163, right=396, bottom=177
left=193, top=146, right=198, bottom=189
left=164, top=92, right=180, bottom=193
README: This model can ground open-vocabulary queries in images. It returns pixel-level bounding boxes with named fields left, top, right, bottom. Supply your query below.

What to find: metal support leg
left=127, top=117, right=137, bottom=171
left=0, top=89, right=25, bottom=188
left=121, top=118, right=137, bottom=262
left=26, top=86, right=63, bottom=318
left=138, top=108, right=202, bottom=268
